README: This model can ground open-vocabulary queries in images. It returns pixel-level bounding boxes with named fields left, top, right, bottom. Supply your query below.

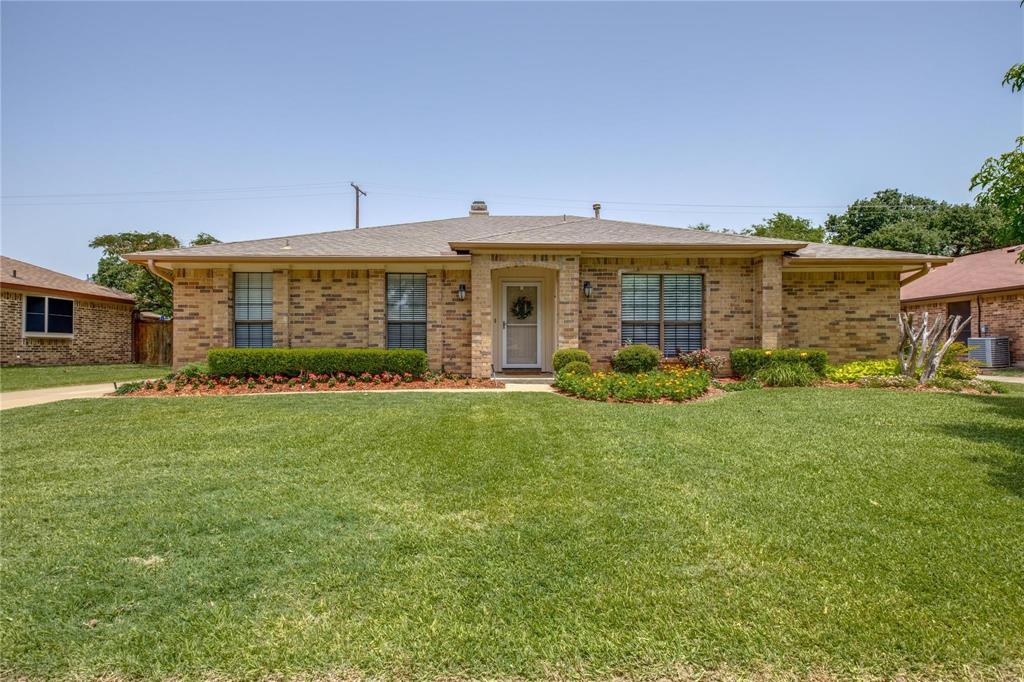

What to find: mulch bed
left=115, top=377, right=505, bottom=397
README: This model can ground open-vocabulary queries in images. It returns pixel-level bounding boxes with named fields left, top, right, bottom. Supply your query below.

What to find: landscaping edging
left=114, top=376, right=505, bottom=397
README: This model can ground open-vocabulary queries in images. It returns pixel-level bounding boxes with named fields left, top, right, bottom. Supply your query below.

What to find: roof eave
left=901, top=284, right=1024, bottom=303
left=0, top=281, right=135, bottom=304
left=447, top=241, right=808, bottom=252
left=124, top=254, right=471, bottom=265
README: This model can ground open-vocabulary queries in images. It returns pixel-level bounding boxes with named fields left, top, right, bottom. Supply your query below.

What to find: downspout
left=144, top=259, right=174, bottom=284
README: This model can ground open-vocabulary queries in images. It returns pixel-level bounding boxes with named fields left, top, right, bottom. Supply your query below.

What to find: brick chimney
left=469, top=200, right=489, bottom=216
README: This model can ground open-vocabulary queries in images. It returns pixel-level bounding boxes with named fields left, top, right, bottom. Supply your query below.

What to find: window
left=24, top=295, right=74, bottom=335
left=234, top=272, right=273, bottom=348
left=621, top=274, right=702, bottom=356
left=386, top=273, right=426, bottom=351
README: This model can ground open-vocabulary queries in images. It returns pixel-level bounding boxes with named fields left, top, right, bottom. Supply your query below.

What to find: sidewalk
left=982, top=374, right=1024, bottom=384
left=0, top=383, right=118, bottom=411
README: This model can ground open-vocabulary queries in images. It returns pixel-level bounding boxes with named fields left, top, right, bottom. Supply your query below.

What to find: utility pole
left=351, top=182, right=367, bottom=228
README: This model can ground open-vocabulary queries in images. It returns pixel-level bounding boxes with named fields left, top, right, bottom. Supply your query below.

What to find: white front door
left=502, top=282, right=541, bottom=368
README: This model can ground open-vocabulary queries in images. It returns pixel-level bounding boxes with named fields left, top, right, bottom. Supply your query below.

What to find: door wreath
left=511, top=295, right=534, bottom=320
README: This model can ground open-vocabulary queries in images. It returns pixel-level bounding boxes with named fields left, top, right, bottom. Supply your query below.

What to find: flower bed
left=114, top=370, right=503, bottom=396
left=555, top=366, right=712, bottom=403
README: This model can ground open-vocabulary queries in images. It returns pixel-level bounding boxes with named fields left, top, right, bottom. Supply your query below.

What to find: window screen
left=621, top=274, right=703, bottom=356
left=24, top=295, right=74, bottom=335
left=386, top=273, right=427, bottom=351
left=234, top=272, right=273, bottom=348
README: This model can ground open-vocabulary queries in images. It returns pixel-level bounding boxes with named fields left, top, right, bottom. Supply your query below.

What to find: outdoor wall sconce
left=582, top=281, right=593, bottom=298
left=457, top=283, right=467, bottom=301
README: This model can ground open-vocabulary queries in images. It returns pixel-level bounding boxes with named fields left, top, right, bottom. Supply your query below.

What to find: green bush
left=611, top=344, right=661, bottom=374
left=558, top=361, right=592, bottom=376
left=825, top=359, right=899, bottom=383
left=857, top=375, right=918, bottom=389
left=716, top=378, right=763, bottom=392
left=552, top=348, right=592, bottom=372
left=942, top=342, right=972, bottom=365
left=753, top=361, right=819, bottom=387
left=729, top=348, right=828, bottom=378
left=938, top=361, right=980, bottom=380
left=555, top=367, right=710, bottom=402
left=207, top=348, right=428, bottom=378
left=926, top=376, right=967, bottom=392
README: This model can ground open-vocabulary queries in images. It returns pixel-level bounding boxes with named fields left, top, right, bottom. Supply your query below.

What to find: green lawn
left=0, top=363, right=169, bottom=392
left=2, top=389, right=1022, bottom=680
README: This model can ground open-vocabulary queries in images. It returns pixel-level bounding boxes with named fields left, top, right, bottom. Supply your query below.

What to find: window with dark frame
left=24, top=295, right=74, bottom=335
left=234, top=272, right=273, bottom=348
left=386, top=273, right=426, bottom=352
left=621, top=274, right=703, bottom=356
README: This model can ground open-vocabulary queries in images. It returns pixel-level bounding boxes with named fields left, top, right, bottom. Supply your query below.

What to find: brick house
left=127, top=202, right=949, bottom=377
left=1, top=256, right=135, bottom=366
left=901, top=245, right=1024, bottom=366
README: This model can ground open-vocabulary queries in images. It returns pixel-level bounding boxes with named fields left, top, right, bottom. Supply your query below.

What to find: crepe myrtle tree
left=896, top=311, right=971, bottom=384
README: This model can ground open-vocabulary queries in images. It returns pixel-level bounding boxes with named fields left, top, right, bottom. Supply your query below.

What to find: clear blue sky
left=2, top=1, right=1021, bottom=277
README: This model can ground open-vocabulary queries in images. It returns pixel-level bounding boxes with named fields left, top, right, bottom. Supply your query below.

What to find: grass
left=2, top=389, right=1023, bottom=680
left=0, top=363, right=169, bottom=392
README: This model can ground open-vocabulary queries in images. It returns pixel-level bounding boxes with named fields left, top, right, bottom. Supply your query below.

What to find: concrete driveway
left=0, top=383, right=116, bottom=411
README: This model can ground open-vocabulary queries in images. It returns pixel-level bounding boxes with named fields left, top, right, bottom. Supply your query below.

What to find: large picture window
left=386, top=273, right=426, bottom=351
left=621, top=274, right=702, bottom=356
left=24, top=295, right=74, bottom=335
left=234, top=272, right=273, bottom=348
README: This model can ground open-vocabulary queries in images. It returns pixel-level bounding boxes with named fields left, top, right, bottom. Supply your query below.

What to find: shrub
left=676, top=348, right=725, bottom=375
left=559, top=361, right=592, bottom=376
left=938, top=361, right=980, bottom=380
left=942, top=342, right=972, bottom=365
left=753, top=361, right=819, bottom=387
left=611, top=344, right=661, bottom=374
left=114, top=381, right=144, bottom=395
left=730, top=348, right=828, bottom=378
left=857, top=375, right=918, bottom=389
left=552, top=348, right=592, bottom=372
left=926, top=376, right=967, bottom=392
left=556, top=368, right=710, bottom=402
left=207, top=348, right=428, bottom=378
left=825, top=359, right=899, bottom=383
left=175, top=363, right=208, bottom=379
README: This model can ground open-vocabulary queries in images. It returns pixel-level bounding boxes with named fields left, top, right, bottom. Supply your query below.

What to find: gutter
left=144, top=259, right=174, bottom=284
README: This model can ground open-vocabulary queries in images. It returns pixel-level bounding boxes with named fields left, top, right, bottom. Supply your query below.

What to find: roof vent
left=469, top=200, right=489, bottom=216
left=593, top=202, right=601, bottom=219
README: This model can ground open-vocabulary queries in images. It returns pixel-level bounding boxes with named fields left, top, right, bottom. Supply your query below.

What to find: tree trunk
left=897, top=312, right=971, bottom=384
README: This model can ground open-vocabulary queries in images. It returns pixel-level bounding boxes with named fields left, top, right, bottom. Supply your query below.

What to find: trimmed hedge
left=552, top=348, right=592, bottom=372
left=559, top=361, right=592, bottom=376
left=729, top=348, right=828, bottom=378
left=207, top=348, right=428, bottom=378
left=611, top=344, right=661, bottom=374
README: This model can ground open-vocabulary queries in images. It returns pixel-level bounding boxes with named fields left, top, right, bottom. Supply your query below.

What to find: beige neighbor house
left=127, top=202, right=950, bottom=377
left=901, top=244, right=1024, bottom=366
left=0, top=256, right=135, bottom=366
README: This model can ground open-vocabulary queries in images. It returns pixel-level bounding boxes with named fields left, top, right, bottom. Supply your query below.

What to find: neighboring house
left=126, top=202, right=949, bottom=376
left=0, top=256, right=135, bottom=366
left=901, top=245, right=1024, bottom=366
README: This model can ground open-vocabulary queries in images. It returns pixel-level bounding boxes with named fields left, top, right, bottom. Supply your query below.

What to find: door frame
left=501, top=280, right=542, bottom=369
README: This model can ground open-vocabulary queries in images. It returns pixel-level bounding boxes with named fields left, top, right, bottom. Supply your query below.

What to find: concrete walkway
left=982, top=374, right=1024, bottom=384
left=0, top=380, right=552, bottom=411
left=0, top=382, right=119, bottom=411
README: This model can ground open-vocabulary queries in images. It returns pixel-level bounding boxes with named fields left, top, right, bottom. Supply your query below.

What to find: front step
left=493, top=374, right=554, bottom=385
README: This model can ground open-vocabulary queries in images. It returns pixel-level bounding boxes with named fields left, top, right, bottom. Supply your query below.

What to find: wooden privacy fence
left=133, top=314, right=172, bottom=366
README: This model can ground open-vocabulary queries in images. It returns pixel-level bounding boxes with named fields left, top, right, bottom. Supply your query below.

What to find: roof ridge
left=464, top=216, right=592, bottom=242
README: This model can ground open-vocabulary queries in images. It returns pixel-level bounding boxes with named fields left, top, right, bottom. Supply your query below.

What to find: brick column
left=426, top=269, right=444, bottom=371
left=470, top=255, right=493, bottom=378
left=557, top=256, right=580, bottom=349
left=758, top=255, right=783, bottom=348
left=210, top=268, right=234, bottom=351
left=272, top=269, right=290, bottom=348
left=367, top=269, right=386, bottom=348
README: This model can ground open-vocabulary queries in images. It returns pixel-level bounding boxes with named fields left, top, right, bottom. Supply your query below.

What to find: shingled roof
left=125, top=212, right=945, bottom=265
left=900, top=245, right=1024, bottom=301
left=0, top=256, right=134, bottom=303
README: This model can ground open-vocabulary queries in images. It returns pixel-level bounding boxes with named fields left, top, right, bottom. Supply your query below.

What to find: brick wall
left=287, top=270, right=369, bottom=348
left=427, top=269, right=472, bottom=375
left=0, top=290, right=133, bottom=366
left=781, top=270, right=900, bottom=362
left=173, top=268, right=233, bottom=366
left=579, top=256, right=759, bottom=369
left=902, top=289, right=1024, bottom=365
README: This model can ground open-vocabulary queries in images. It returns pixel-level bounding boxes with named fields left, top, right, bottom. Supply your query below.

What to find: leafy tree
left=90, top=231, right=219, bottom=316
left=825, top=189, right=938, bottom=246
left=745, top=213, right=824, bottom=242
left=687, top=222, right=711, bottom=231
left=826, top=190, right=1008, bottom=256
